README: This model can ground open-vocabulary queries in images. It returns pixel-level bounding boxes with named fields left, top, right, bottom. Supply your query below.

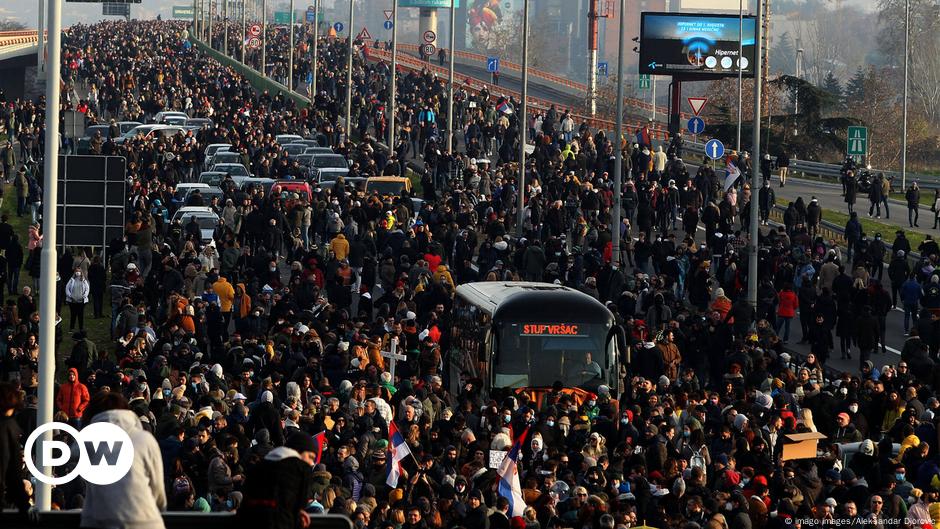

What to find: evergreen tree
left=822, top=71, right=844, bottom=110
left=844, top=66, right=867, bottom=107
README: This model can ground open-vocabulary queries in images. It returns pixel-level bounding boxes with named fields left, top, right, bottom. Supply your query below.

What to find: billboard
left=466, top=0, right=519, bottom=50
left=172, top=5, right=194, bottom=19
left=401, top=0, right=461, bottom=7
left=638, top=12, right=756, bottom=77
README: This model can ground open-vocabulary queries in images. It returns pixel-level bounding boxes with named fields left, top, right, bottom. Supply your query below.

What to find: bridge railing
left=364, top=46, right=673, bottom=141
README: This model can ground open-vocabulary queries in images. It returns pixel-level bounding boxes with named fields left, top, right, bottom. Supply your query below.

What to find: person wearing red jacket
left=56, top=368, right=90, bottom=423
left=776, top=283, right=799, bottom=344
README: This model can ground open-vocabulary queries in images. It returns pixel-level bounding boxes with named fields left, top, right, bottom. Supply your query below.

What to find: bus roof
left=455, top=281, right=613, bottom=323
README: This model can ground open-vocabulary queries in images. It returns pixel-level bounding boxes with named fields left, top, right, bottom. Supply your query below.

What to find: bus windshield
left=495, top=322, right=610, bottom=390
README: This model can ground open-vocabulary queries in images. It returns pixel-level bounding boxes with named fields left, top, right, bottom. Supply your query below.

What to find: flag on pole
left=386, top=421, right=412, bottom=488
left=497, top=427, right=529, bottom=517
left=312, top=431, right=327, bottom=465
left=723, top=161, right=741, bottom=192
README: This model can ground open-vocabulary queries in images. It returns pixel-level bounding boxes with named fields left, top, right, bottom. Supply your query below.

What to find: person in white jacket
left=81, top=392, right=166, bottom=529
left=65, top=267, right=90, bottom=331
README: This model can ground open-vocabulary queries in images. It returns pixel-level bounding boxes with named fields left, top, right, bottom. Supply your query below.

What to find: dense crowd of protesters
left=1, top=18, right=940, bottom=529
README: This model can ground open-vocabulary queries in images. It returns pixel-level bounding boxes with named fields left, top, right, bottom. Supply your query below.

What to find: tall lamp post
left=902, top=0, right=910, bottom=189
left=311, top=0, right=319, bottom=98
left=516, top=0, right=529, bottom=236
left=736, top=0, right=744, bottom=152
left=612, top=0, right=625, bottom=269
left=389, top=0, right=398, bottom=149
left=747, top=0, right=764, bottom=308
left=345, top=0, right=355, bottom=141
left=446, top=0, right=456, bottom=153
left=288, top=0, right=295, bottom=91
left=36, top=0, right=62, bottom=511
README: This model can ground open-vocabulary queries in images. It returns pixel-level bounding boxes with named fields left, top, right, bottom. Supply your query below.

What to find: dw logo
left=24, top=422, right=135, bottom=485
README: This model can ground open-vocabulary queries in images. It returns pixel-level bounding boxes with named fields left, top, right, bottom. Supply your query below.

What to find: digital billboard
left=400, top=0, right=461, bottom=7
left=638, top=12, right=756, bottom=77
left=466, top=0, right=520, bottom=50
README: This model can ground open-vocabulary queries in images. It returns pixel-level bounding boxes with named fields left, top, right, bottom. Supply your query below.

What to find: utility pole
left=261, top=0, right=266, bottom=76
left=446, top=0, right=456, bottom=153
left=389, top=0, right=398, bottom=149
left=311, top=0, right=319, bottom=98
left=37, top=0, right=62, bottom=510
left=902, top=0, right=909, bottom=189
left=795, top=45, right=803, bottom=115
left=38, top=0, right=44, bottom=77
left=736, top=0, right=744, bottom=152
left=208, top=0, right=214, bottom=49
left=747, top=0, right=764, bottom=308
left=516, top=0, right=529, bottom=236
left=241, top=0, right=247, bottom=63
left=223, top=0, right=229, bottom=55
left=587, top=0, right=599, bottom=116
left=288, top=0, right=295, bottom=91
left=345, top=0, right=355, bottom=141
left=612, top=0, right=625, bottom=269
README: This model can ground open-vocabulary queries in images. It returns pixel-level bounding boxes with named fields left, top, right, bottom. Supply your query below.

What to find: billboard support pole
left=223, top=0, right=229, bottom=56
left=288, top=0, right=294, bottom=91
left=261, top=0, right=267, bottom=75
left=587, top=0, right=599, bottom=116
left=241, top=0, right=247, bottom=63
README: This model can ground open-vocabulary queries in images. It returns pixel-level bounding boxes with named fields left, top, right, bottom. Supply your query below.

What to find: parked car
left=171, top=206, right=219, bottom=243
left=308, top=154, right=349, bottom=183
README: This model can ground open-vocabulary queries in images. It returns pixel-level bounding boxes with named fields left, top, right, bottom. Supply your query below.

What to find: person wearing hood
left=80, top=391, right=166, bottom=529
left=56, top=367, right=90, bottom=423
left=341, top=455, right=365, bottom=501
left=238, top=431, right=320, bottom=529
left=66, top=266, right=90, bottom=331
left=806, top=197, right=822, bottom=238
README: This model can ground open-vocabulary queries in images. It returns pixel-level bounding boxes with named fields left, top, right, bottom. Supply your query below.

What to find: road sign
left=248, top=23, right=261, bottom=36
left=306, top=9, right=316, bottom=23
left=334, top=22, right=344, bottom=32
left=422, top=43, right=437, bottom=57
left=423, top=30, right=436, bottom=43
left=273, top=11, right=294, bottom=24
left=687, top=116, right=705, bottom=135
left=172, top=5, right=194, bottom=19
left=247, top=37, right=262, bottom=49
left=688, top=97, right=708, bottom=115
left=384, top=20, right=394, bottom=30
left=487, top=57, right=499, bottom=73
left=847, top=126, right=868, bottom=156
left=597, top=62, right=608, bottom=76
left=384, top=10, right=393, bottom=21
left=357, top=27, right=372, bottom=41
left=638, top=74, right=651, bottom=89
left=705, top=138, right=725, bottom=160
left=103, top=2, right=130, bottom=17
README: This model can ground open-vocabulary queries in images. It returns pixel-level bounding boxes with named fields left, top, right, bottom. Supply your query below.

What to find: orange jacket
left=213, top=277, right=235, bottom=312
left=56, top=368, right=90, bottom=419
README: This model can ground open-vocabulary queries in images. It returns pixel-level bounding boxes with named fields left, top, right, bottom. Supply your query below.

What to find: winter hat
left=285, top=431, right=316, bottom=453
left=261, top=390, right=274, bottom=403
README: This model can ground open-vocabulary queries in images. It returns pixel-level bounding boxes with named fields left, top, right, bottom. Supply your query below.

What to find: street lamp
left=902, top=0, right=910, bottom=189
left=516, top=0, right=529, bottom=236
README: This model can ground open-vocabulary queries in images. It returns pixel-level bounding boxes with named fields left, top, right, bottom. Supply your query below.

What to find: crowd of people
left=0, top=17, right=939, bottom=529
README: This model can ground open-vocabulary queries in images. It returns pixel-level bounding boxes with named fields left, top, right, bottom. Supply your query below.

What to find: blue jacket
left=900, top=278, right=923, bottom=306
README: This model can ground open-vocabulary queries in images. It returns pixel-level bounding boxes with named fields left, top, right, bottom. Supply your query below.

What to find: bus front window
left=495, top=323, right=610, bottom=390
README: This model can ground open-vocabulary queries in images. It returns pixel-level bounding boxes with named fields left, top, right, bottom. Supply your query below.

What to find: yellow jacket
left=330, top=234, right=350, bottom=260
left=213, top=278, right=235, bottom=312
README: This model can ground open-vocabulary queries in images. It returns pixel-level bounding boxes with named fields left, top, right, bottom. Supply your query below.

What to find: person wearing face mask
left=66, top=266, right=91, bottom=331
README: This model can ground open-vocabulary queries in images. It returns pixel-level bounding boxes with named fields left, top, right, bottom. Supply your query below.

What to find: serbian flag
left=312, top=431, right=327, bottom=465
left=497, top=427, right=530, bottom=517
left=386, top=421, right=412, bottom=488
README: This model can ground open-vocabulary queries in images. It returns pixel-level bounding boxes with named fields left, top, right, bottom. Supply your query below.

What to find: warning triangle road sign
left=357, top=27, right=373, bottom=41
left=384, top=10, right=393, bottom=21
left=688, top=97, right=707, bottom=116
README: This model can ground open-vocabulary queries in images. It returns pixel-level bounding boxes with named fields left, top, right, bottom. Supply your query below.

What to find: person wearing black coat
left=0, top=383, right=29, bottom=514
left=237, top=431, right=318, bottom=529
left=844, top=174, right=858, bottom=214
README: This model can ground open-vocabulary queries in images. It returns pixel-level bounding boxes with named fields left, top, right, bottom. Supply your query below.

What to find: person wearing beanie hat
left=238, top=431, right=320, bottom=528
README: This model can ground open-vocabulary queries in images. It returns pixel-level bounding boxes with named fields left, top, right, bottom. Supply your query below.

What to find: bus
left=450, top=282, right=622, bottom=406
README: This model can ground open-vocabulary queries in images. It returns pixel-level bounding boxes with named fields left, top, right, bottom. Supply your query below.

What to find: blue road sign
left=384, top=20, right=393, bottom=30
left=306, top=11, right=316, bottom=23
left=487, top=57, right=499, bottom=73
left=334, top=22, right=344, bottom=32
left=705, top=138, right=725, bottom=160
left=597, top=62, right=608, bottom=76
left=687, top=116, right=704, bottom=135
